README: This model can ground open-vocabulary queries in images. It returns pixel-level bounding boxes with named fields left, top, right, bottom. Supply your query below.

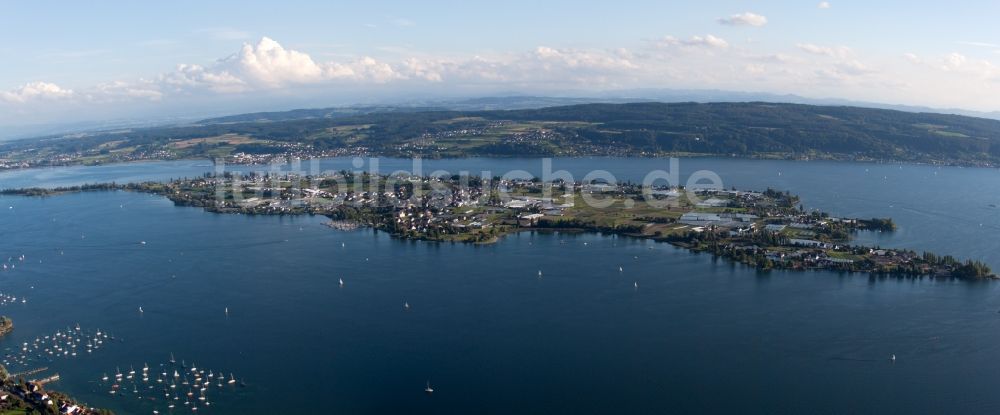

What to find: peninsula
left=4, top=171, right=993, bottom=280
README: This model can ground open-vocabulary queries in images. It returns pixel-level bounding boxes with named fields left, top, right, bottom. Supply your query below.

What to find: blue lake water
left=1, top=157, right=1000, bottom=414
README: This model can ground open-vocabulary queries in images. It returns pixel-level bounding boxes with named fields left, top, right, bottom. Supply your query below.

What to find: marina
left=1, top=325, right=117, bottom=370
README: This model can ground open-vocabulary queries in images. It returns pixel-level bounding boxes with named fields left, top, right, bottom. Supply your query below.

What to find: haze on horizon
left=3, top=0, right=1000, bottom=131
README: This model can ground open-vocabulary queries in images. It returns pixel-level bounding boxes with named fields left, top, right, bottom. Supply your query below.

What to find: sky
left=3, top=0, right=1000, bottom=131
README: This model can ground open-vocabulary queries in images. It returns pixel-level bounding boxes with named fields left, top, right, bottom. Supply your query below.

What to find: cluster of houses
left=680, top=212, right=758, bottom=229
left=0, top=381, right=94, bottom=414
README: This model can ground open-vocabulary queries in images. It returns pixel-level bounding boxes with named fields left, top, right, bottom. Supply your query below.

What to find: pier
left=32, top=373, right=61, bottom=385
left=10, top=366, right=48, bottom=378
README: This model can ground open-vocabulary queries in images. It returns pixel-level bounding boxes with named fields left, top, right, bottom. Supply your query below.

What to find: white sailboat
left=425, top=381, right=434, bottom=394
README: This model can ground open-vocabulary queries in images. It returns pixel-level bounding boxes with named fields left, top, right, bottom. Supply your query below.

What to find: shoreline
left=0, top=316, right=110, bottom=414
left=3, top=176, right=992, bottom=280
left=1, top=151, right=997, bottom=178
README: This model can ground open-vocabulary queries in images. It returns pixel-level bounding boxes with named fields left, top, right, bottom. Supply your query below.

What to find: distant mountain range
left=197, top=91, right=1000, bottom=125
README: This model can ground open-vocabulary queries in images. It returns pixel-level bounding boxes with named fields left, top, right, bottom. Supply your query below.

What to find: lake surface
left=2, top=157, right=1000, bottom=414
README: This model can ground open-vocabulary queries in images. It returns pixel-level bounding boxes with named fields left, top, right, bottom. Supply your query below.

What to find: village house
left=519, top=213, right=545, bottom=226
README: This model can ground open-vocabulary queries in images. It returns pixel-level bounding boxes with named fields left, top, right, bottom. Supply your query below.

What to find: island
left=4, top=170, right=993, bottom=280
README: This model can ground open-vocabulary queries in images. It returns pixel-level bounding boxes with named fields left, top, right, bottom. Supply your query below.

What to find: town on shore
left=4, top=171, right=993, bottom=280
left=0, top=317, right=111, bottom=414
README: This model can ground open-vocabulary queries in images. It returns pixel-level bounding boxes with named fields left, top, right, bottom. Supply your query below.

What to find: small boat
left=139, top=306, right=144, bottom=313
left=634, top=281, right=638, bottom=288
left=228, top=374, right=236, bottom=384
left=425, top=381, right=434, bottom=394
left=404, top=302, right=411, bottom=311
left=890, top=354, right=896, bottom=362
left=619, top=266, right=623, bottom=272
left=339, top=278, right=344, bottom=287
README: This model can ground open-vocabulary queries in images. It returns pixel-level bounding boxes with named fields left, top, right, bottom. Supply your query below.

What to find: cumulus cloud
left=154, top=38, right=640, bottom=93
left=818, top=2, right=831, bottom=9
left=0, top=82, right=74, bottom=103
left=160, top=63, right=247, bottom=93
left=227, top=37, right=326, bottom=85
left=718, top=12, right=768, bottom=27
left=156, top=37, right=402, bottom=93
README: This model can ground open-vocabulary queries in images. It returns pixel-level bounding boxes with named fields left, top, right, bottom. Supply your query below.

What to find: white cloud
left=718, top=12, right=768, bottom=27
left=944, top=52, right=967, bottom=69
left=160, top=63, right=247, bottom=93
left=156, top=37, right=402, bottom=93
left=91, top=81, right=163, bottom=102
left=818, top=2, right=831, bottom=9
left=343, top=56, right=400, bottom=83
left=0, top=81, right=74, bottom=103
left=531, top=46, right=638, bottom=70
left=655, top=34, right=730, bottom=49
left=226, top=37, right=326, bottom=85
